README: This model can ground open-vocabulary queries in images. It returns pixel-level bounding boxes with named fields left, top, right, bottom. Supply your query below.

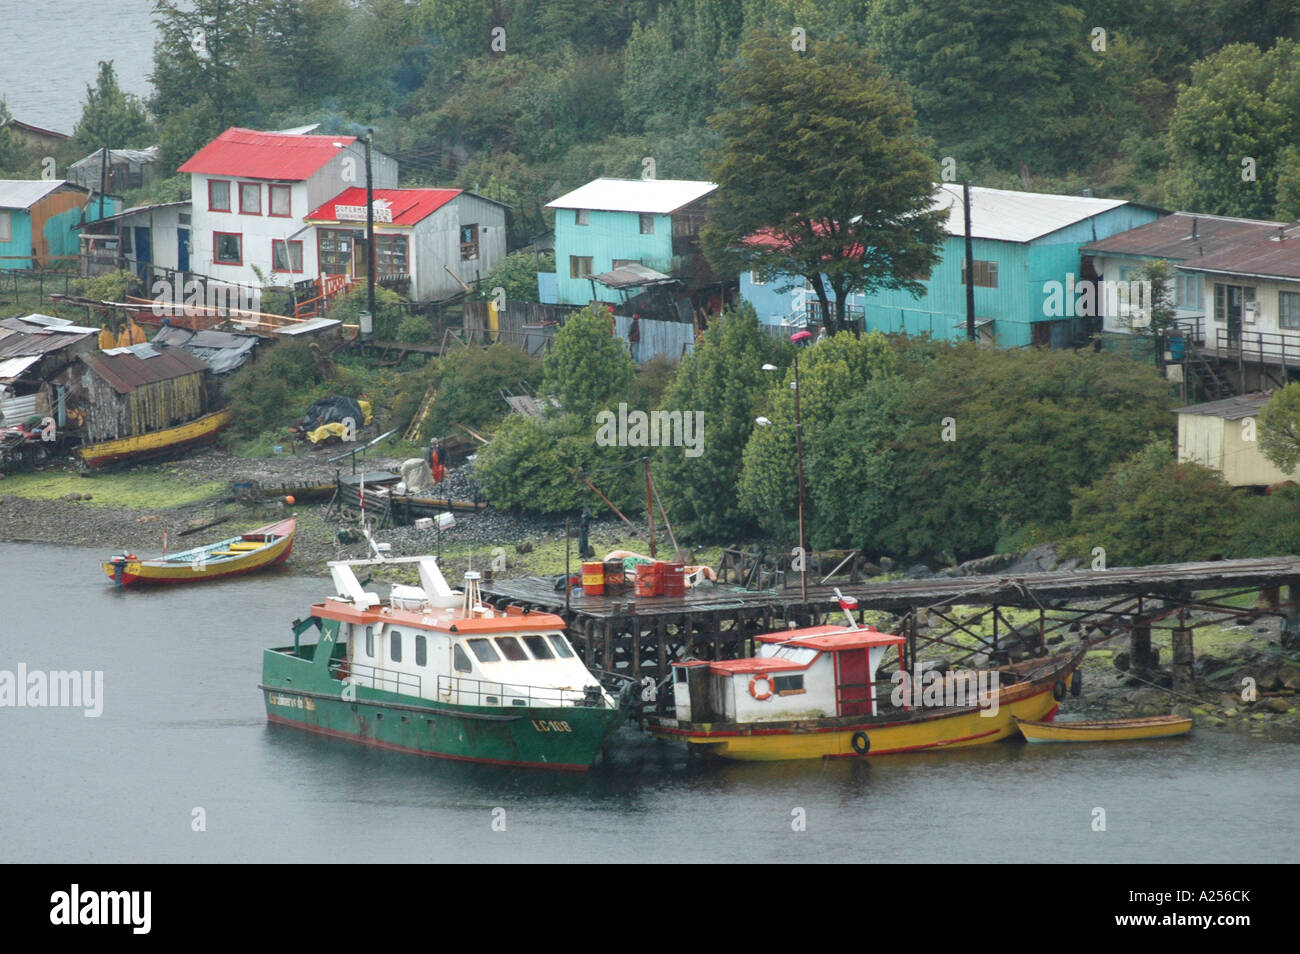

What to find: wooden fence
left=461, top=300, right=697, bottom=363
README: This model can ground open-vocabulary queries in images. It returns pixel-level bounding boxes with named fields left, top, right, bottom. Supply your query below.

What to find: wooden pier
left=481, top=556, right=1300, bottom=694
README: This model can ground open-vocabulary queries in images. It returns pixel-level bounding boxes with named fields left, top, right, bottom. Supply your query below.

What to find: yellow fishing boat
left=79, top=407, right=233, bottom=468
left=1014, top=714, right=1192, bottom=743
left=646, top=608, right=1084, bottom=760
left=103, top=517, right=295, bottom=586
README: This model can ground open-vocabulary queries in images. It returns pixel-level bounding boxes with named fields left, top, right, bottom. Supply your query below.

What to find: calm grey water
left=0, top=542, right=1296, bottom=863
left=1, top=0, right=159, bottom=134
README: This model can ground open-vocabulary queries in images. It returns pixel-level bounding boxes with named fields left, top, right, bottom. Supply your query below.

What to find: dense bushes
left=393, top=343, right=543, bottom=443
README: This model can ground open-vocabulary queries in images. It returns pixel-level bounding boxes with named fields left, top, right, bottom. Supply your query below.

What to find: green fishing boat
left=261, top=556, right=621, bottom=771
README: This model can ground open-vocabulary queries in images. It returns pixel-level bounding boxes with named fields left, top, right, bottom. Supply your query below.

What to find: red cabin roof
left=756, top=624, right=905, bottom=651
left=312, top=599, right=565, bottom=634
left=178, top=128, right=357, bottom=181
left=306, top=187, right=462, bottom=226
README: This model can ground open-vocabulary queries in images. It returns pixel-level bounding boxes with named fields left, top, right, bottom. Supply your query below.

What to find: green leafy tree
left=738, top=331, right=898, bottom=540
left=541, top=305, right=635, bottom=421
left=73, top=61, right=153, bottom=152
left=394, top=343, right=544, bottom=442
left=702, top=35, right=946, bottom=334
left=1165, top=40, right=1300, bottom=219
left=1066, top=439, right=1240, bottom=566
left=1257, top=382, right=1300, bottom=475
left=0, top=98, right=26, bottom=173
left=869, top=0, right=1103, bottom=174
left=654, top=304, right=784, bottom=538
left=480, top=250, right=553, bottom=303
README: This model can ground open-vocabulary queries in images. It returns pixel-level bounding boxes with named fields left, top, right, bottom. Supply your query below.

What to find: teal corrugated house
left=545, top=178, right=719, bottom=312
left=0, top=179, right=112, bottom=271
left=741, top=185, right=1160, bottom=349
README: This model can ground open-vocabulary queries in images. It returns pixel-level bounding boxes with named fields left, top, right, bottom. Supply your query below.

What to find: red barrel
left=634, top=564, right=657, bottom=597
left=663, top=562, right=686, bottom=596
left=582, top=561, right=605, bottom=595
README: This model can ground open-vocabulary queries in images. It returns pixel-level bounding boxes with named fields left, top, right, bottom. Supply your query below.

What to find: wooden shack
left=75, top=343, right=210, bottom=444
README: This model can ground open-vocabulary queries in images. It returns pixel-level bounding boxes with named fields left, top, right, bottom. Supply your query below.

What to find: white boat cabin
left=317, top=557, right=614, bottom=710
left=672, top=625, right=905, bottom=724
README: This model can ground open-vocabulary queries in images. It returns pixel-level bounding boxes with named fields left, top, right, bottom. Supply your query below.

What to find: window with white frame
left=575, top=209, right=589, bottom=226
left=750, top=271, right=767, bottom=286
left=1175, top=272, right=1201, bottom=310
left=0, top=211, right=10, bottom=243
left=268, top=184, right=291, bottom=217
left=1280, top=290, right=1300, bottom=330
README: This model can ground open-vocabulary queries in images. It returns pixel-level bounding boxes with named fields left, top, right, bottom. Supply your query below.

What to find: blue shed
left=740, top=185, right=1160, bottom=349
left=0, top=179, right=114, bottom=271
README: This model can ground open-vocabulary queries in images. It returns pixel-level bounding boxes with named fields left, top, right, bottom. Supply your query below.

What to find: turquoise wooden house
left=740, top=185, right=1160, bottom=349
left=545, top=178, right=718, bottom=310
left=0, top=179, right=113, bottom=271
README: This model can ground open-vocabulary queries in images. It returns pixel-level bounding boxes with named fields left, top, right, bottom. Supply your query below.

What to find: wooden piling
left=1171, top=627, right=1195, bottom=694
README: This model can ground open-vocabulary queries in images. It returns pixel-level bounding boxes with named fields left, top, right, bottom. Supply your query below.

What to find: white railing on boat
left=330, top=659, right=421, bottom=696
left=437, top=674, right=606, bottom=709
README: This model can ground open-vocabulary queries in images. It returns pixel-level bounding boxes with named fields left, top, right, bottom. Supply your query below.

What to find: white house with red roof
left=178, top=127, right=397, bottom=288
left=304, top=186, right=507, bottom=301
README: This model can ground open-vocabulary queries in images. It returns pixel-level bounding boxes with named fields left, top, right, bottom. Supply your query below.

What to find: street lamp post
left=760, top=357, right=808, bottom=603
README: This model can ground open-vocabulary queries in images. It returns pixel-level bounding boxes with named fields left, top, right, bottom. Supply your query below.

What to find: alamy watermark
left=1042, top=274, right=1151, bottom=324
left=0, top=664, right=103, bottom=717
left=595, top=403, right=704, bottom=458
left=150, top=278, right=261, bottom=318
left=890, top=666, right=1000, bottom=716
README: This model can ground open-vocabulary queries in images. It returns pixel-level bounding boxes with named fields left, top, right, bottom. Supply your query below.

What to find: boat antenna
left=833, top=588, right=860, bottom=629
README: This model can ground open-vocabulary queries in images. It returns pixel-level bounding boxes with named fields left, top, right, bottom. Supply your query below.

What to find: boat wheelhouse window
left=453, top=644, right=472, bottom=673
left=773, top=674, right=804, bottom=693
left=390, top=630, right=402, bottom=663
left=495, top=636, right=528, bottom=661
left=548, top=635, right=574, bottom=658
left=468, top=638, right=500, bottom=662
left=415, top=634, right=427, bottom=667
left=365, top=626, right=374, bottom=658
left=523, top=635, right=554, bottom=659
left=773, top=646, right=817, bottom=664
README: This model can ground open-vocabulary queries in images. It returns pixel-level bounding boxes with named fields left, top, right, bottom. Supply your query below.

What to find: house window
left=639, top=213, right=654, bottom=235
left=460, top=224, right=479, bottom=261
left=213, top=232, right=242, bottom=265
left=208, top=180, right=231, bottom=212
left=0, top=211, right=11, bottom=242
left=773, top=674, right=805, bottom=694
left=961, top=259, right=998, bottom=288
left=750, top=271, right=767, bottom=286
left=611, top=259, right=640, bottom=269
left=1175, top=273, right=1201, bottom=310
left=272, top=239, right=303, bottom=273
left=1281, top=291, right=1300, bottom=330
left=268, top=184, right=291, bottom=217
left=453, top=644, right=472, bottom=673
left=390, top=629, right=402, bottom=663
left=318, top=229, right=353, bottom=275
left=415, top=634, right=427, bottom=667
left=575, top=209, right=589, bottom=226
left=376, top=234, right=408, bottom=274
left=239, top=182, right=261, bottom=215
left=570, top=255, right=593, bottom=279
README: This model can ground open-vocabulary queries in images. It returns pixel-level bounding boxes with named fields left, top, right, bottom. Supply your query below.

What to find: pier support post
left=1130, top=623, right=1156, bottom=678
left=1284, top=583, right=1300, bottom=649
left=1171, top=627, right=1195, bottom=694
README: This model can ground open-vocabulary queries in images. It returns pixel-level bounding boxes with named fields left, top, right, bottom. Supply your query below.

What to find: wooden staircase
left=294, top=274, right=354, bottom=320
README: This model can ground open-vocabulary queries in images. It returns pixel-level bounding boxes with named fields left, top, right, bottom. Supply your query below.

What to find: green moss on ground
left=0, top=466, right=225, bottom=509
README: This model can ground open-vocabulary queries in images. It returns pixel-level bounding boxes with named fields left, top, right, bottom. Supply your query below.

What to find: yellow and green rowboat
left=79, top=407, right=233, bottom=468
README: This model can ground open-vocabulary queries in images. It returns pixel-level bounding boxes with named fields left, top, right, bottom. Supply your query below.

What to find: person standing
left=628, top=313, right=641, bottom=364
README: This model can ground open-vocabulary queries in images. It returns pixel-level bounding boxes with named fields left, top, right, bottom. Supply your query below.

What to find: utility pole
left=793, top=352, right=807, bottom=603
left=967, top=180, right=977, bottom=343
left=964, top=180, right=976, bottom=342
left=98, top=145, right=107, bottom=219
left=364, top=128, right=376, bottom=320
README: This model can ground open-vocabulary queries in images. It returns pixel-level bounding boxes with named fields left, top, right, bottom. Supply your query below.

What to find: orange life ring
left=749, top=673, right=774, bottom=701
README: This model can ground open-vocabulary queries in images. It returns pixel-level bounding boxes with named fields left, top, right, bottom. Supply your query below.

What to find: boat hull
left=103, top=518, right=294, bottom=586
left=1015, top=715, right=1192, bottom=743
left=261, top=649, right=621, bottom=771
left=79, top=407, right=233, bottom=468
left=648, top=651, right=1083, bottom=761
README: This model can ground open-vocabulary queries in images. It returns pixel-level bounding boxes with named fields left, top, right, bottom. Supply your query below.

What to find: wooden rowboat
left=103, top=517, right=295, bottom=586
left=79, top=407, right=233, bottom=468
left=1014, top=714, right=1192, bottom=743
